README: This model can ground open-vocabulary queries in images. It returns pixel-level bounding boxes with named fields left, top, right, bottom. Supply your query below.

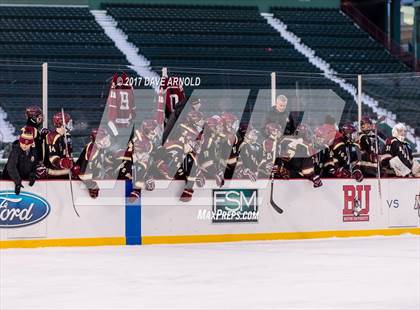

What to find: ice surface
left=1, top=235, right=419, bottom=310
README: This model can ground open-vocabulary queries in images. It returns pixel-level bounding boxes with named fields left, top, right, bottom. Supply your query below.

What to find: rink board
left=0, top=179, right=419, bottom=248
left=141, top=178, right=420, bottom=244
left=0, top=180, right=135, bottom=248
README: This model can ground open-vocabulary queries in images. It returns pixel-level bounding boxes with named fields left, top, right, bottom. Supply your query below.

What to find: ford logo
left=0, top=191, right=50, bottom=228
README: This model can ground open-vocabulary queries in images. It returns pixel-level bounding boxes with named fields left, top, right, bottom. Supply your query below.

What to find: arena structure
left=0, top=1, right=419, bottom=310
left=0, top=0, right=419, bottom=247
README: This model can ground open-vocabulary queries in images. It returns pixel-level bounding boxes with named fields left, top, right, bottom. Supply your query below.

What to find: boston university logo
left=342, top=185, right=371, bottom=222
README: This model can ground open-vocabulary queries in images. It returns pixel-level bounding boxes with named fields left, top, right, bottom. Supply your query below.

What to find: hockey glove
left=36, top=165, right=48, bottom=179
left=29, top=176, right=36, bottom=187
left=71, top=165, right=81, bottom=179
left=195, top=174, right=206, bottom=188
left=276, top=166, right=289, bottom=180
left=215, top=172, right=225, bottom=188
left=59, top=157, right=73, bottom=169
left=180, top=188, right=194, bottom=202
left=40, top=128, right=50, bottom=138
left=145, top=178, right=155, bottom=191
left=243, top=168, right=257, bottom=182
left=333, top=167, right=351, bottom=178
left=15, top=183, right=23, bottom=195
left=129, top=189, right=141, bottom=203
left=85, top=180, right=99, bottom=199
left=311, top=175, right=323, bottom=188
left=352, top=169, right=364, bottom=182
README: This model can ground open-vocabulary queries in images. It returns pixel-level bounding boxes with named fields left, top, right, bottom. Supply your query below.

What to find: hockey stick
left=374, top=116, right=386, bottom=215
left=62, top=108, right=80, bottom=217
left=270, top=173, right=283, bottom=214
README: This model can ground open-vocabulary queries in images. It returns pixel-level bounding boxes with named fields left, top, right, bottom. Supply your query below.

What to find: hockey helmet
left=265, top=122, right=282, bottom=139
left=25, top=105, right=43, bottom=126
left=52, top=112, right=72, bottom=131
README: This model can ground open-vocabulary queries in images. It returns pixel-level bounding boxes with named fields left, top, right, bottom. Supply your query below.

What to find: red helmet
left=361, top=116, right=372, bottom=126
left=339, top=123, right=357, bottom=141
left=206, top=115, right=222, bottom=128
left=360, top=116, right=373, bottom=132
left=52, top=112, right=72, bottom=128
left=314, top=124, right=337, bottom=145
left=221, top=112, right=237, bottom=125
left=25, top=105, right=43, bottom=126
left=221, top=112, right=239, bottom=132
left=265, top=122, right=281, bottom=138
left=111, top=72, right=131, bottom=89
left=339, top=123, right=356, bottom=135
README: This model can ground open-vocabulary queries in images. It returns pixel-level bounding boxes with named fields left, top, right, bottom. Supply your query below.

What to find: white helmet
left=392, top=123, right=406, bottom=142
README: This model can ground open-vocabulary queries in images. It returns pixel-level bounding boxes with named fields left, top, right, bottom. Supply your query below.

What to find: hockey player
left=259, top=122, right=283, bottom=178
left=157, top=76, right=186, bottom=127
left=219, top=112, right=240, bottom=180
left=236, top=125, right=261, bottom=182
left=190, top=97, right=201, bottom=112
left=358, top=116, right=379, bottom=177
left=279, top=124, right=322, bottom=187
left=73, top=128, right=112, bottom=199
left=128, top=119, right=159, bottom=202
left=170, top=110, right=205, bottom=143
left=158, top=75, right=186, bottom=143
left=381, top=123, right=414, bottom=177
left=3, top=127, right=41, bottom=194
left=45, top=112, right=74, bottom=178
left=156, top=125, right=204, bottom=202
left=331, top=123, right=363, bottom=182
left=107, top=73, right=136, bottom=137
left=23, top=105, right=49, bottom=164
left=199, top=115, right=225, bottom=187
left=313, top=124, right=349, bottom=178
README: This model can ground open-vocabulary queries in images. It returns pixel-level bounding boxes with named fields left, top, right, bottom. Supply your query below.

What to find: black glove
left=15, top=183, right=24, bottom=195
left=352, top=169, right=364, bottom=182
left=29, top=177, right=35, bottom=187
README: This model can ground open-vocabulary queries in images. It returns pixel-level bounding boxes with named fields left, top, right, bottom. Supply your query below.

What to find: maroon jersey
left=156, top=76, right=185, bottom=126
left=107, top=74, right=136, bottom=128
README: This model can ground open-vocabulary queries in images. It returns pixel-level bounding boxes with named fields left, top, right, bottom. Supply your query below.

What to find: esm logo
left=212, top=189, right=258, bottom=223
left=342, top=185, right=371, bottom=222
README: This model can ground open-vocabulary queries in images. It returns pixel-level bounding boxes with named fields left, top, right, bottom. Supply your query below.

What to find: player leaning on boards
left=44, top=112, right=75, bottom=178
left=2, top=127, right=43, bottom=195
left=381, top=123, right=418, bottom=177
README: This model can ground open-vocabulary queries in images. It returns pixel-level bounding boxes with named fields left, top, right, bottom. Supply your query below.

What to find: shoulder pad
left=47, top=131, right=61, bottom=145
left=333, top=141, right=345, bottom=151
left=166, top=141, right=183, bottom=150
left=85, top=142, right=99, bottom=161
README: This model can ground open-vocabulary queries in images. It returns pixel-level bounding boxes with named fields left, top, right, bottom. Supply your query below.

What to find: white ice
left=1, top=235, right=419, bottom=310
